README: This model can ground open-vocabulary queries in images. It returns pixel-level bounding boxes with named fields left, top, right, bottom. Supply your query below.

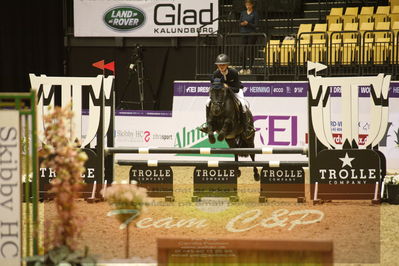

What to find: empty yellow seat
left=265, top=40, right=281, bottom=66
left=374, top=22, right=392, bottom=64
left=280, top=39, right=295, bottom=65
left=345, top=7, right=359, bottom=16
left=327, top=8, right=343, bottom=27
left=297, top=24, right=312, bottom=64
left=358, top=6, right=374, bottom=25
left=392, top=21, right=399, bottom=64
left=313, top=23, right=328, bottom=39
left=342, top=23, right=359, bottom=64
left=311, top=24, right=328, bottom=63
left=343, top=7, right=358, bottom=27
left=360, top=22, right=375, bottom=63
left=374, top=6, right=390, bottom=23
left=391, top=0, right=399, bottom=8
left=390, top=6, right=399, bottom=22
left=328, top=23, right=343, bottom=64
left=297, top=24, right=313, bottom=39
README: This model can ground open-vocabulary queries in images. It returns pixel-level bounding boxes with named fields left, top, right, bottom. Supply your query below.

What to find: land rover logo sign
left=104, top=6, right=145, bottom=31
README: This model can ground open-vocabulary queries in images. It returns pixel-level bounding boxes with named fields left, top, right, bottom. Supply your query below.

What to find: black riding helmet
left=215, top=54, right=230, bottom=65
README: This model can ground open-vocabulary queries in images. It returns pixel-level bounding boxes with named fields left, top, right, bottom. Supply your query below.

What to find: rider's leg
left=234, top=90, right=254, bottom=138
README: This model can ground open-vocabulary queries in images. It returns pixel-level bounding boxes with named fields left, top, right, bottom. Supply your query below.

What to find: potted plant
left=102, top=182, right=149, bottom=259
left=26, top=104, right=96, bottom=265
left=384, top=174, right=399, bottom=204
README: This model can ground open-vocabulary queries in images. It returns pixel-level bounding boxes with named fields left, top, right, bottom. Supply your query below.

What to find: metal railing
left=196, top=29, right=399, bottom=80
left=224, top=33, right=268, bottom=79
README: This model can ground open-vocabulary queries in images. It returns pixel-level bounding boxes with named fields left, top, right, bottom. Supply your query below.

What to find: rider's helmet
left=215, top=54, right=230, bottom=65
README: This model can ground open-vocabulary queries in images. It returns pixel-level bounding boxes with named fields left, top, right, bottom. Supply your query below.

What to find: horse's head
left=209, top=79, right=228, bottom=116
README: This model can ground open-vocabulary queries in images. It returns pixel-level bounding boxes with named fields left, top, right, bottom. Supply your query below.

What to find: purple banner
left=329, top=82, right=399, bottom=98
left=174, top=81, right=399, bottom=98
left=82, top=109, right=172, bottom=117
left=174, top=81, right=308, bottom=97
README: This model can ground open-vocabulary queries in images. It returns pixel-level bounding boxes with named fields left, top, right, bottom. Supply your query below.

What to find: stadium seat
left=342, top=23, right=359, bottom=64
left=391, top=0, right=399, bottom=8
left=297, top=24, right=313, bottom=40
left=392, top=21, right=399, bottom=63
left=358, top=6, right=374, bottom=25
left=328, top=23, right=343, bottom=64
left=280, top=39, right=296, bottom=65
left=374, top=6, right=390, bottom=24
left=390, top=6, right=399, bottom=22
left=327, top=8, right=344, bottom=27
left=342, top=7, right=358, bottom=28
left=265, top=40, right=281, bottom=66
left=297, top=24, right=312, bottom=64
left=374, top=22, right=392, bottom=64
left=359, top=22, right=375, bottom=63
left=345, top=7, right=359, bottom=16
left=313, top=23, right=328, bottom=40
left=311, top=24, right=328, bottom=63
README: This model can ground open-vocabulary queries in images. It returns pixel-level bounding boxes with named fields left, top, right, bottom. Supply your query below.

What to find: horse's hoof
left=217, top=134, right=225, bottom=141
left=254, top=173, right=260, bottom=182
left=209, top=135, right=216, bottom=144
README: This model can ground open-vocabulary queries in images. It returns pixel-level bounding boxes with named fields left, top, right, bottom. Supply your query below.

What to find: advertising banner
left=74, top=0, right=218, bottom=37
left=0, top=110, right=21, bottom=266
left=88, top=81, right=399, bottom=168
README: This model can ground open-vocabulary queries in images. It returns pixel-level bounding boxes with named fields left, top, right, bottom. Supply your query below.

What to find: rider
left=201, top=53, right=255, bottom=139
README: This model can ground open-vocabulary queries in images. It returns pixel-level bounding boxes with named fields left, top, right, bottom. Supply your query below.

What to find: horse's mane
left=225, top=86, right=237, bottom=101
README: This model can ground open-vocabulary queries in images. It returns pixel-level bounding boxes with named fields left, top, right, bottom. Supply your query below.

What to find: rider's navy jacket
left=211, top=67, right=243, bottom=93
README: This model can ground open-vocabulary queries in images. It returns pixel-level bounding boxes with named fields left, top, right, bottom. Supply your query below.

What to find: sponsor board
left=0, top=111, right=21, bottom=266
left=80, top=80, right=398, bottom=168
left=74, top=0, right=218, bottom=37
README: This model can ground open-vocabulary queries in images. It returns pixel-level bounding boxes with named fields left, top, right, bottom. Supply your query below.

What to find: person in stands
left=239, top=0, right=259, bottom=75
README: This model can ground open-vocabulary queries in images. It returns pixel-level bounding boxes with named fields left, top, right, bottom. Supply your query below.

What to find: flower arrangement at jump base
left=384, top=174, right=399, bottom=204
left=102, top=182, right=149, bottom=258
left=27, top=104, right=96, bottom=265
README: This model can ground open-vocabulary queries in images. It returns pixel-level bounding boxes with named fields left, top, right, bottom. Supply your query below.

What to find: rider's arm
left=229, top=69, right=243, bottom=93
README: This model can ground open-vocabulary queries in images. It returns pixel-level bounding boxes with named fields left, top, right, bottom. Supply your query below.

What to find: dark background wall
left=0, top=1, right=199, bottom=111
left=67, top=46, right=196, bottom=110
left=0, top=1, right=64, bottom=93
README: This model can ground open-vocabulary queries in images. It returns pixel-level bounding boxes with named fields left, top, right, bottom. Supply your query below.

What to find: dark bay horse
left=204, top=82, right=260, bottom=181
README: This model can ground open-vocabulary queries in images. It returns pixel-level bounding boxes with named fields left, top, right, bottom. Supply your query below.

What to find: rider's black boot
left=242, top=111, right=255, bottom=139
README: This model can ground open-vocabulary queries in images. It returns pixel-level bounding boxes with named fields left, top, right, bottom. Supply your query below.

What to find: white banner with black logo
left=74, top=0, right=218, bottom=37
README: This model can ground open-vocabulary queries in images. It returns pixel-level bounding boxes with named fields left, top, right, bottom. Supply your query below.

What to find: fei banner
left=74, top=0, right=218, bottom=37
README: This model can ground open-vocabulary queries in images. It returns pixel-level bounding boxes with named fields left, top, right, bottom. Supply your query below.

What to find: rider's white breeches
left=206, top=90, right=247, bottom=112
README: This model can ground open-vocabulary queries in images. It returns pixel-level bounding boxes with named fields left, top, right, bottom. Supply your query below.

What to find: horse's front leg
left=206, top=121, right=216, bottom=144
left=218, top=119, right=232, bottom=141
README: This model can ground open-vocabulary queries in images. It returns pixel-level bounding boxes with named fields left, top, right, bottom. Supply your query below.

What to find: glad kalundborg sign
left=74, top=0, right=218, bottom=37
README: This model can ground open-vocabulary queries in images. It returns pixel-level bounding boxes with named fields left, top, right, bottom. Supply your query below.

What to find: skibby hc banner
left=74, top=0, right=218, bottom=37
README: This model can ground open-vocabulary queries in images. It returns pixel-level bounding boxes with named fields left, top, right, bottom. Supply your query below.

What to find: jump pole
left=106, top=146, right=308, bottom=155
left=117, top=160, right=309, bottom=168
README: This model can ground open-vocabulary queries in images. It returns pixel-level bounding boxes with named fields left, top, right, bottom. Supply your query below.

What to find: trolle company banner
left=74, top=0, right=218, bottom=37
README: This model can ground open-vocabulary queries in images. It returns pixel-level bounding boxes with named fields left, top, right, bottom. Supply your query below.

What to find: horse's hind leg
left=251, top=154, right=260, bottom=181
